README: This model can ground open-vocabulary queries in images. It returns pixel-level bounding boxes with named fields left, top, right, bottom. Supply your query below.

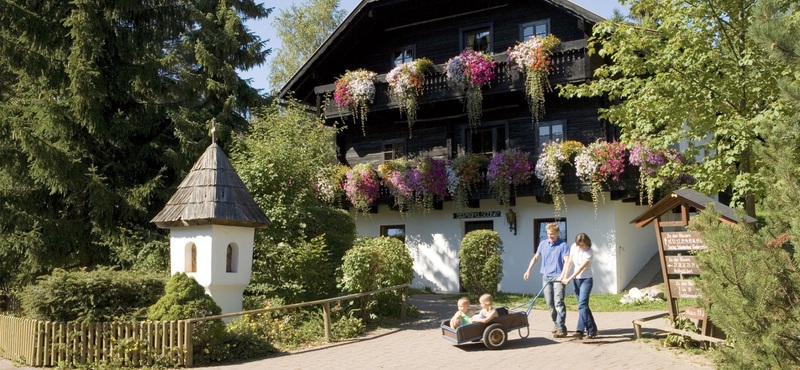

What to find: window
left=534, top=219, right=567, bottom=254
left=461, top=25, right=492, bottom=53
left=393, top=46, right=415, bottom=67
left=185, top=243, right=197, bottom=273
left=469, top=125, right=506, bottom=156
left=226, top=243, right=238, bottom=273
left=537, top=120, right=565, bottom=154
left=383, top=140, right=404, bottom=161
left=521, top=20, right=550, bottom=40
left=381, top=225, right=406, bottom=243
left=464, top=220, right=493, bottom=234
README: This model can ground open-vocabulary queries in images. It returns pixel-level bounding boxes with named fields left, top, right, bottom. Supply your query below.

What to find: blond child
left=469, top=294, right=499, bottom=324
left=450, top=297, right=474, bottom=329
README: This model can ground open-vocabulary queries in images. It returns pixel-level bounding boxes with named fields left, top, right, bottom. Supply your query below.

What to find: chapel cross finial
left=211, top=118, right=217, bottom=144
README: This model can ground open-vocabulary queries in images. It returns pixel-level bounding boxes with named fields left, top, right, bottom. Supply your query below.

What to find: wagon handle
left=511, top=281, right=552, bottom=316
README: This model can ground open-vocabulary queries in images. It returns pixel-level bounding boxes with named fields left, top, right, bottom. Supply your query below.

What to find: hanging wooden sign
left=684, top=307, right=707, bottom=321
left=665, top=256, right=702, bottom=275
left=669, top=279, right=700, bottom=298
left=662, top=231, right=707, bottom=251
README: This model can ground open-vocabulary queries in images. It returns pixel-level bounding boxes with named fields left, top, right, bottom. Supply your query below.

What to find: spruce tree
left=0, top=0, right=270, bottom=289
left=691, top=1, right=800, bottom=368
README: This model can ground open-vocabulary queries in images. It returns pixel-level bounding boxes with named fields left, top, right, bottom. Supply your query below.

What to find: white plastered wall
left=169, top=224, right=255, bottom=317
left=613, top=201, right=660, bottom=292
left=350, top=194, right=657, bottom=295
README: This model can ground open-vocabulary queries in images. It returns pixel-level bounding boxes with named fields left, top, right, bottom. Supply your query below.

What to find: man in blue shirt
left=523, top=223, right=570, bottom=337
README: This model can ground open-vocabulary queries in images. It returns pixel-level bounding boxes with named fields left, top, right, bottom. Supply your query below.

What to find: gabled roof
left=151, top=143, right=270, bottom=229
left=631, top=188, right=756, bottom=228
left=278, top=0, right=605, bottom=100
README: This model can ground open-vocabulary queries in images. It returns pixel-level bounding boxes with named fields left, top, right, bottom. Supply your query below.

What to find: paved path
left=0, top=294, right=713, bottom=370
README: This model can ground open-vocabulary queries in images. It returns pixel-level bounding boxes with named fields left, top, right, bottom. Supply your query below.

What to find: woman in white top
left=561, top=233, right=597, bottom=339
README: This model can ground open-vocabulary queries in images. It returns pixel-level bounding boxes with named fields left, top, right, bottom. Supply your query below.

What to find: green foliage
left=231, top=98, right=351, bottom=302
left=195, top=324, right=276, bottom=364
left=0, top=0, right=270, bottom=290
left=269, top=0, right=347, bottom=91
left=147, top=273, right=225, bottom=352
left=339, top=237, right=414, bottom=317
left=18, top=267, right=165, bottom=322
left=458, top=230, right=504, bottom=295
left=663, top=314, right=700, bottom=349
left=559, top=0, right=785, bottom=215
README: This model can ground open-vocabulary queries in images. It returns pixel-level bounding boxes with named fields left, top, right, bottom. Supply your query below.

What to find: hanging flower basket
left=411, top=157, right=449, bottom=210
left=345, top=163, right=380, bottom=212
left=575, top=141, right=625, bottom=216
left=386, top=58, right=434, bottom=137
left=378, top=159, right=415, bottom=211
left=488, top=149, right=533, bottom=207
left=450, top=153, right=488, bottom=208
left=446, top=50, right=497, bottom=130
left=535, top=142, right=569, bottom=216
left=629, top=141, right=695, bottom=205
left=334, top=69, right=377, bottom=135
left=507, top=35, right=561, bottom=123
left=317, top=164, right=349, bottom=205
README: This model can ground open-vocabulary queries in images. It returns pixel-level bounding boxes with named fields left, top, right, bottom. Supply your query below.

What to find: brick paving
left=0, top=294, right=714, bottom=370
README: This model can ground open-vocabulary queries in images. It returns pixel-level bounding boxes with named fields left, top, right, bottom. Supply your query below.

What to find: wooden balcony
left=315, top=39, right=593, bottom=120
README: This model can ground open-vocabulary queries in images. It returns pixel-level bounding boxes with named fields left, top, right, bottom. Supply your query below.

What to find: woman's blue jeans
left=573, top=277, right=597, bottom=335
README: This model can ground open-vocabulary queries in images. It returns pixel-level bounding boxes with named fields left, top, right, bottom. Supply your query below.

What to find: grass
left=441, top=285, right=698, bottom=313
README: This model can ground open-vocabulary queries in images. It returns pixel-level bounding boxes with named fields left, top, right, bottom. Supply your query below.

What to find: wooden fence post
left=322, top=302, right=332, bottom=342
left=184, top=321, right=193, bottom=367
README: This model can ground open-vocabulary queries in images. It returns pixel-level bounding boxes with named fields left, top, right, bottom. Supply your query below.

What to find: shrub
left=459, top=230, right=504, bottom=295
left=147, top=273, right=225, bottom=353
left=19, top=267, right=165, bottom=322
left=339, top=237, right=414, bottom=317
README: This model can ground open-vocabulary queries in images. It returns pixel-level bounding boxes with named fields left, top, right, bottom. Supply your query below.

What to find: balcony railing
left=315, top=39, right=592, bottom=120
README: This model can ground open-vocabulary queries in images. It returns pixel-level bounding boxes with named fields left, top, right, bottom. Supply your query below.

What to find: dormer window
left=469, top=124, right=506, bottom=156
left=393, top=45, right=415, bottom=67
left=521, top=20, right=550, bottom=40
left=461, top=24, right=492, bottom=53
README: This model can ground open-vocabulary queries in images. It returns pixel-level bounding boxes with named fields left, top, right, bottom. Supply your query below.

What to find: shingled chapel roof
left=151, top=143, right=270, bottom=229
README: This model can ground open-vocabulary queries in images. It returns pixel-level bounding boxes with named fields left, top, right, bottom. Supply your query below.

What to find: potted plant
left=488, top=149, right=533, bottom=207
left=535, top=142, right=568, bottom=216
left=378, top=159, right=415, bottom=211
left=507, top=35, right=561, bottom=123
left=445, top=50, right=497, bottom=130
left=334, top=69, right=377, bottom=135
left=449, top=153, right=488, bottom=208
left=386, top=58, right=434, bottom=137
left=345, top=163, right=380, bottom=212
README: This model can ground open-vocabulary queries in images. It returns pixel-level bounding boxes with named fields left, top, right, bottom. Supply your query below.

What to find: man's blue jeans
left=543, top=275, right=566, bottom=333
left=573, top=277, right=597, bottom=335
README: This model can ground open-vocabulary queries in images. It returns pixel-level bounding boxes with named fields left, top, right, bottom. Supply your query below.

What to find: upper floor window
left=393, top=45, right=415, bottom=67
left=521, top=20, right=550, bottom=40
left=537, top=120, right=565, bottom=154
left=470, top=125, right=506, bottom=156
left=383, top=140, right=405, bottom=162
left=461, top=24, right=492, bottom=53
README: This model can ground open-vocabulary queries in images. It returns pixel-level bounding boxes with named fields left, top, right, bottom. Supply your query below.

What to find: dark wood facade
left=282, top=0, right=639, bottom=203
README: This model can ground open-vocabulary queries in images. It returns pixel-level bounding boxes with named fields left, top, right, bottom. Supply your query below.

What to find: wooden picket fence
left=0, top=316, right=193, bottom=367
left=0, top=294, right=21, bottom=313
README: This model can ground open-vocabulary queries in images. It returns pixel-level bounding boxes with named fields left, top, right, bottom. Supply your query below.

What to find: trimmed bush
left=339, top=237, right=414, bottom=317
left=459, top=230, right=504, bottom=295
left=19, top=267, right=165, bottom=322
left=147, top=273, right=225, bottom=356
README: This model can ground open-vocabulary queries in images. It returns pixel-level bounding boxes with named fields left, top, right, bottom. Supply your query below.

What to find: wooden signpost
left=631, top=189, right=757, bottom=341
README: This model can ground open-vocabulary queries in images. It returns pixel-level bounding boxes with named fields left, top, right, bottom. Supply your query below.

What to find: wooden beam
left=576, top=192, right=593, bottom=202
left=654, top=219, right=677, bottom=319
left=466, top=199, right=480, bottom=209
left=536, top=195, right=553, bottom=204
left=384, top=4, right=509, bottom=32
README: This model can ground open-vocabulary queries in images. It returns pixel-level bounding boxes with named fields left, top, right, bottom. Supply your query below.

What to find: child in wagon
left=450, top=294, right=499, bottom=328
left=449, top=297, right=474, bottom=328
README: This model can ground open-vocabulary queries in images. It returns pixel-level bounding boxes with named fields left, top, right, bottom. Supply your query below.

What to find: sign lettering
left=684, top=307, right=707, bottom=321
left=662, top=232, right=706, bottom=251
left=665, top=256, right=702, bottom=275
left=453, top=211, right=501, bottom=219
left=669, top=279, right=700, bottom=299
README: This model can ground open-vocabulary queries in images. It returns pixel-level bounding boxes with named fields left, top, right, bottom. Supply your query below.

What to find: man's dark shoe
left=572, top=331, right=584, bottom=339
left=553, top=331, right=566, bottom=338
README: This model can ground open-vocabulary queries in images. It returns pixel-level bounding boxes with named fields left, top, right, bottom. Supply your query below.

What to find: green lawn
left=437, top=285, right=697, bottom=313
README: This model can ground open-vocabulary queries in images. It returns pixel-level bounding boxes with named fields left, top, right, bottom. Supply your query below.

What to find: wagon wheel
left=483, top=324, right=507, bottom=350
